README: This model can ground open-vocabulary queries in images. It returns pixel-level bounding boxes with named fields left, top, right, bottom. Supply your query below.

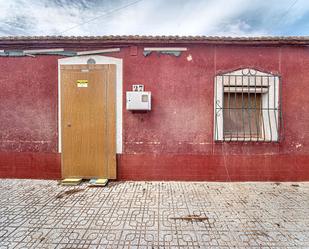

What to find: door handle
left=67, top=123, right=72, bottom=127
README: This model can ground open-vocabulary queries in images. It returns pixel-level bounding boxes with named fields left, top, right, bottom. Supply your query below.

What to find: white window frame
left=214, top=68, right=280, bottom=142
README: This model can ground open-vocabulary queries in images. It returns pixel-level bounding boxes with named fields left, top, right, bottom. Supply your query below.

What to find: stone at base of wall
left=1, top=152, right=309, bottom=181
left=0, top=152, right=61, bottom=179
left=117, top=154, right=309, bottom=181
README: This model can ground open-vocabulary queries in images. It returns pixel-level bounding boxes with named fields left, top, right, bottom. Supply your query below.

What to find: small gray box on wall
left=126, top=91, right=151, bottom=111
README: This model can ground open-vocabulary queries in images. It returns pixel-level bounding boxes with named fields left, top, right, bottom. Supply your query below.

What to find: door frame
left=58, top=55, right=123, bottom=155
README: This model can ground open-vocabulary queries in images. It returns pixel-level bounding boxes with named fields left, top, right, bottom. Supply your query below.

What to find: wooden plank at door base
left=61, top=178, right=82, bottom=186
left=61, top=64, right=116, bottom=179
left=89, top=178, right=108, bottom=187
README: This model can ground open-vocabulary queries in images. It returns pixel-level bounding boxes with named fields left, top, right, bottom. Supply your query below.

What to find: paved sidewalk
left=0, top=179, right=309, bottom=248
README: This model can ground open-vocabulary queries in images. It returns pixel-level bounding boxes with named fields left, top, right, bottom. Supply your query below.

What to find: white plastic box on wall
left=126, top=91, right=151, bottom=111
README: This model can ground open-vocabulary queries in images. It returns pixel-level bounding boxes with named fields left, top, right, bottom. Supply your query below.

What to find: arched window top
left=216, top=68, right=279, bottom=77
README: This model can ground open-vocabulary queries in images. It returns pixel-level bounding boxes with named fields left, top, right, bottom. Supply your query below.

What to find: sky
left=0, top=0, right=308, bottom=37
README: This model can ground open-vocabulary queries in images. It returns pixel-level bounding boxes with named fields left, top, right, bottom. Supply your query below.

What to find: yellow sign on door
left=77, top=79, right=88, bottom=88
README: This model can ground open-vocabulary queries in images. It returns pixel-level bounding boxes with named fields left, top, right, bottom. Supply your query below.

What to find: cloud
left=0, top=0, right=308, bottom=36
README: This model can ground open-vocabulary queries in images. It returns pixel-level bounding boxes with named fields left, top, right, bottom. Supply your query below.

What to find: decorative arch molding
left=58, top=55, right=123, bottom=153
left=216, top=67, right=280, bottom=77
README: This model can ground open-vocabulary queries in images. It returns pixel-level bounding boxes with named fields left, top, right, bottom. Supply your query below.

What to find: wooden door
left=60, top=64, right=116, bottom=179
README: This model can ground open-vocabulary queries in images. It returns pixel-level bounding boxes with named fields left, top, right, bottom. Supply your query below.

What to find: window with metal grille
left=214, top=68, right=282, bottom=142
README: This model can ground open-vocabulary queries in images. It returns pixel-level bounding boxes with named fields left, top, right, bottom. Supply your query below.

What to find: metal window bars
left=214, top=68, right=283, bottom=142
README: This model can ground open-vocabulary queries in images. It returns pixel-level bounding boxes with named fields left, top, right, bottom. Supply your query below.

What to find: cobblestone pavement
left=0, top=180, right=309, bottom=248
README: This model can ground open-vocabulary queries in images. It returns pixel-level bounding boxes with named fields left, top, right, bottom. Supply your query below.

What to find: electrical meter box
left=126, top=91, right=151, bottom=111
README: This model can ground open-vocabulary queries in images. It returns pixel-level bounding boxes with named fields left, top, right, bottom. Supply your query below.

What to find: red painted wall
left=1, top=44, right=309, bottom=181
left=0, top=56, right=61, bottom=179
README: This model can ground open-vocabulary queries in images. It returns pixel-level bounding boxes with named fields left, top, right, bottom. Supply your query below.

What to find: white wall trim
left=24, top=48, right=64, bottom=54
left=58, top=55, right=123, bottom=153
left=144, top=47, right=187, bottom=51
left=76, top=48, right=120, bottom=56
